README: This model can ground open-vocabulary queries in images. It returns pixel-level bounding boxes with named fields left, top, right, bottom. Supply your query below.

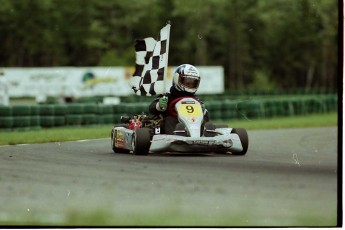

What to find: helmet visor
left=179, top=75, right=200, bottom=90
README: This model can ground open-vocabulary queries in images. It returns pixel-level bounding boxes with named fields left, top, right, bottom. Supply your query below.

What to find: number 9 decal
left=186, top=105, right=194, bottom=113
left=178, top=104, right=202, bottom=116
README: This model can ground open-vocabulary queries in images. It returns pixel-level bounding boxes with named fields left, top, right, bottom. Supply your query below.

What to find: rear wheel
left=132, top=128, right=151, bottom=155
left=111, top=128, right=130, bottom=153
left=231, top=128, right=249, bottom=155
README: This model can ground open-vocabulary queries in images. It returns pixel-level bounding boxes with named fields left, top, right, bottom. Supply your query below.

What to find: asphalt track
left=0, top=127, right=339, bottom=226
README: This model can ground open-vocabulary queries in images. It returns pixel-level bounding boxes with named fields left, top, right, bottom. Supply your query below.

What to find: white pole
left=163, top=23, right=171, bottom=93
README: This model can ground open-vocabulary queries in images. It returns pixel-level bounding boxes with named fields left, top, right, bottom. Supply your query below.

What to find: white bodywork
left=149, top=98, right=244, bottom=153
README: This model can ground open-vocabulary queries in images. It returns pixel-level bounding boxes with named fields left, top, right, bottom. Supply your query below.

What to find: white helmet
left=172, top=64, right=200, bottom=93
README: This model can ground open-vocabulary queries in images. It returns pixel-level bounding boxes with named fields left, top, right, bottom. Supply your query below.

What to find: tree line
left=0, top=0, right=338, bottom=90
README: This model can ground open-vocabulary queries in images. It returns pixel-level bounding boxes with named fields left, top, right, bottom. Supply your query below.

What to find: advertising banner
left=1, top=66, right=224, bottom=98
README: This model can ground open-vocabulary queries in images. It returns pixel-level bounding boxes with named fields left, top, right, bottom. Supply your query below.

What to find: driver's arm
left=149, top=95, right=168, bottom=115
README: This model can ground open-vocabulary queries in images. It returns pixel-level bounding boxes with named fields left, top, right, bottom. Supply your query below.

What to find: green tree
left=257, top=0, right=338, bottom=89
left=0, top=0, right=338, bottom=91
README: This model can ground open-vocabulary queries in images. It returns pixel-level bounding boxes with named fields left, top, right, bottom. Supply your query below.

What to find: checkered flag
left=130, top=24, right=170, bottom=96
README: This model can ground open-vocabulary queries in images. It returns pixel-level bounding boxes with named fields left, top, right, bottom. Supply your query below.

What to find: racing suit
left=149, top=86, right=209, bottom=134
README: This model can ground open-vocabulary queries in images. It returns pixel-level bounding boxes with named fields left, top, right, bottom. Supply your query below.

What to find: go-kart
left=110, top=97, right=249, bottom=155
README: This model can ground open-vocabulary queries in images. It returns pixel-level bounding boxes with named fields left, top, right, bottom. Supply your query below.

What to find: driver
left=149, top=64, right=208, bottom=134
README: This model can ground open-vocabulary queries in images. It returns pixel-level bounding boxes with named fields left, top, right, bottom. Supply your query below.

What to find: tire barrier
left=40, top=116, right=55, bottom=127
left=39, top=105, right=54, bottom=116
left=205, top=95, right=338, bottom=121
left=30, top=116, right=41, bottom=130
left=67, top=104, right=84, bottom=115
left=101, top=114, right=113, bottom=124
left=0, top=95, right=338, bottom=130
left=119, top=88, right=337, bottom=103
left=0, top=106, right=12, bottom=116
left=65, top=114, right=82, bottom=126
left=30, top=105, right=39, bottom=116
left=13, top=116, right=31, bottom=128
left=54, top=116, right=66, bottom=126
left=98, top=104, right=113, bottom=115
left=123, top=103, right=150, bottom=115
left=84, top=103, right=98, bottom=114
left=12, top=105, right=31, bottom=116
left=97, top=105, right=114, bottom=124
left=0, top=117, right=13, bottom=130
left=54, top=104, right=67, bottom=116
left=81, top=114, right=96, bottom=125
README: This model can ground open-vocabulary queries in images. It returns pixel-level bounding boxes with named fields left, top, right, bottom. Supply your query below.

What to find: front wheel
left=231, top=128, right=249, bottom=155
left=132, top=128, right=151, bottom=155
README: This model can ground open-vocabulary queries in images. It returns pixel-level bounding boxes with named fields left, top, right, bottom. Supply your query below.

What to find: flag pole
left=163, top=23, right=171, bottom=94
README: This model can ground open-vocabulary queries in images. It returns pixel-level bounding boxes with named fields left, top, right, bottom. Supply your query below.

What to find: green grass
left=0, top=112, right=338, bottom=146
left=61, top=209, right=337, bottom=227
left=224, top=111, right=338, bottom=130
left=0, top=208, right=337, bottom=227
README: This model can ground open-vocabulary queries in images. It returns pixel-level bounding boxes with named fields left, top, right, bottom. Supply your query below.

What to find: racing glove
left=158, top=96, right=168, bottom=111
left=201, top=103, right=206, bottom=111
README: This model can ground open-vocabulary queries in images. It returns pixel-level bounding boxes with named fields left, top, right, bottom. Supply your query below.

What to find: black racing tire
left=30, top=105, right=39, bottom=116
left=12, top=105, right=31, bottom=116
left=13, top=116, right=31, bottom=128
left=67, top=104, right=84, bottom=114
left=54, top=104, right=67, bottom=116
left=174, top=123, right=188, bottom=137
left=203, top=122, right=216, bottom=137
left=231, top=128, right=249, bottom=155
left=40, top=116, right=55, bottom=127
left=39, top=105, right=54, bottom=116
left=84, top=103, right=98, bottom=114
left=102, top=114, right=113, bottom=124
left=82, top=114, right=96, bottom=125
left=110, top=128, right=130, bottom=154
left=204, top=122, right=216, bottom=130
left=0, top=106, right=12, bottom=116
left=132, top=128, right=151, bottom=155
left=54, top=116, right=65, bottom=126
left=0, top=117, right=13, bottom=129
left=65, top=114, right=82, bottom=126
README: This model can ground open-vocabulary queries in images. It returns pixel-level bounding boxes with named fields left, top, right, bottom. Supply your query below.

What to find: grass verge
left=224, top=111, right=338, bottom=130
left=0, top=208, right=337, bottom=227
left=0, top=112, right=338, bottom=146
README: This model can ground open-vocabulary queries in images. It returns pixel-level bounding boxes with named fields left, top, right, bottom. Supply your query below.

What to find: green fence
left=0, top=94, right=338, bottom=131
